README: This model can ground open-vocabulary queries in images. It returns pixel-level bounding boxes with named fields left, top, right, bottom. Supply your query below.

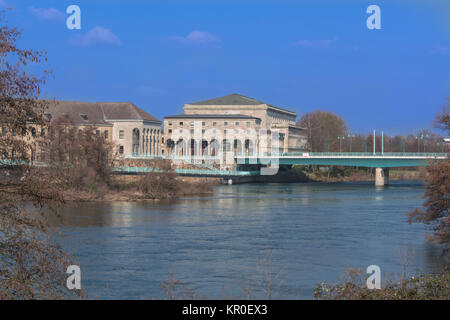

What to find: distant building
left=44, top=101, right=162, bottom=157
left=162, top=93, right=307, bottom=157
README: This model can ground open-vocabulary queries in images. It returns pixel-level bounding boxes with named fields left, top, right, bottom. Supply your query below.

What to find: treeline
left=297, top=108, right=449, bottom=153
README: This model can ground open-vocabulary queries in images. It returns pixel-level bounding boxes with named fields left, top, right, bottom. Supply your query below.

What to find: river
left=54, top=180, right=445, bottom=299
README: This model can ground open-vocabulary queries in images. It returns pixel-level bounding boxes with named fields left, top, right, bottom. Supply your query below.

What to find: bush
left=314, top=269, right=450, bottom=300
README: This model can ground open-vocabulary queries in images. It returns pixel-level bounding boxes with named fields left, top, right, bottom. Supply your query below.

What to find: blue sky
left=3, top=0, right=449, bottom=135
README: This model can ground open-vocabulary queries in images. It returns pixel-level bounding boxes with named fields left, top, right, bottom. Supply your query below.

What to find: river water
left=55, top=181, right=445, bottom=299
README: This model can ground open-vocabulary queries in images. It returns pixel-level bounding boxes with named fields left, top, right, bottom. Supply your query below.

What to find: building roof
left=189, top=93, right=267, bottom=106
left=187, top=93, right=297, bottom=116
left=45, top=101, right=160, bottom=125
left=164, top=114, right=261, bottom=120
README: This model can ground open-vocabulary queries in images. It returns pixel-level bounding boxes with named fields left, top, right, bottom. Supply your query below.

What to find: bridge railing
left=114, top=166, right=259, bottom=176
left=278, top=152, right=449, bottom=157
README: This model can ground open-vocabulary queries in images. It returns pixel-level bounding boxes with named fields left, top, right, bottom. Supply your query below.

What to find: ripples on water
left=54, top=180, right=445, bottom=299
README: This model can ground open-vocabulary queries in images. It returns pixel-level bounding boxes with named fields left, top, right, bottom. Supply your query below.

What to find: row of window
left=167, top=129, right=258, bottom=135
left=118, top=129, right=161, bottom=139
left=167, top=121, right=253, bottom=127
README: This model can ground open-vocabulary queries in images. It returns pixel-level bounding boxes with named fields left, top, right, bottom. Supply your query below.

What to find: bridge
left=236, top=152, right=448, bottom=186
left=125, top=152, right=448, bottom=186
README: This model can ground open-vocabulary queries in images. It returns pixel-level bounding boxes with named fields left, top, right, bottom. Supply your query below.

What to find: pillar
left=375, top=168, right=389, bottom=186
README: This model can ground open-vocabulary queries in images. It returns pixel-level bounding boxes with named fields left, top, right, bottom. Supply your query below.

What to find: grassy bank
left=292, top=165, right=426, bottom=183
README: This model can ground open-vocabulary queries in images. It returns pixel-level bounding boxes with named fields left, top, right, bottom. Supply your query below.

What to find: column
left=375, top=168, right=389, bottom=186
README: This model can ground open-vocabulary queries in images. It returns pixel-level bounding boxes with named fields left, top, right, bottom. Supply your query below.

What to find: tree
left=0, top=11, right=76, bottom=299
left=297, top=110, right=348, bottom=152
left=407, top=100, right=450, bottom=261
left=44, top=114, right=119, bottom=193
left=433, top=97, right=449, bottom=133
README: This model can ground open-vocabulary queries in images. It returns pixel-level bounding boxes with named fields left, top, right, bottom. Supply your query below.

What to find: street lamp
left=337, top=136, right=345, bottom=153
left=348, top=134, right=355, bottom=152
left=323, top=138, right=329, bottom=152
left=423, top=133, right=429, bottom=152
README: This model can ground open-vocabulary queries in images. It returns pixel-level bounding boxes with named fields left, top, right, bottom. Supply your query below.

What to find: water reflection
left=54, top=180, right=444, bottom=299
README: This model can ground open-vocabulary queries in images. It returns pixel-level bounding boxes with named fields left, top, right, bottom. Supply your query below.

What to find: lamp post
left=373, top=130, right=376, bottom=155
left=415, top=135, right=420, bottom=153
left=323, top=138, right=329, bottom=152
left=423, top=133, right=429, bottom=153
left=348, top=134, right=355, bottom=152
left=337, top=136, right=345, bottom=153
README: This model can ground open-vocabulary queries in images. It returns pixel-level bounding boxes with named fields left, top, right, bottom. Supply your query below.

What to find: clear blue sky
left=3, top=0, right=449, bottom=136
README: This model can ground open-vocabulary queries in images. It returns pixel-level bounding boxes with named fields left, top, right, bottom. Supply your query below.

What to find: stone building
left=43, top=101, right=162, bottom=157
left=162, top=94, right=307, bottom=157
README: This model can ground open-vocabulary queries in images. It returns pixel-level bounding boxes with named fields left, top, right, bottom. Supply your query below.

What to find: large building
left=44, top=101, right=162, bottom=157
left=162, top=94, right=307, bottom=157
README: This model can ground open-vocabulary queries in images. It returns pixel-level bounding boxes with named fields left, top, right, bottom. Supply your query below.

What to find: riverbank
left=299, top=167, right=426, bottom=183
left=60, top=167, right=425, bottom=201
left=61, top=175, right=214, bottom=202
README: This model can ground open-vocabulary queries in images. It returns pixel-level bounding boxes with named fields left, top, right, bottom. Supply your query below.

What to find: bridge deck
left=236, top=152, right=448, bottom=168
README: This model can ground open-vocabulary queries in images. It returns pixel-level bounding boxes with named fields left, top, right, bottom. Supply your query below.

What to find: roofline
left=184, top=103, right=297, bottom=116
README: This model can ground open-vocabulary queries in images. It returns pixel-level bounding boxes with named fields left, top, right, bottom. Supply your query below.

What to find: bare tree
left=0, top=11, right=76, bottom=299
left=407, top=100, right=450, bottom=262
left=298, top=110, right=348, bottom=152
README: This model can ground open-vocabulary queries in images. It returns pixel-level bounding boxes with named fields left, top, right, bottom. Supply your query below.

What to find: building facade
left=44, top=101, right=162, bottom=157
left=162, top=94, right=307, bottom=157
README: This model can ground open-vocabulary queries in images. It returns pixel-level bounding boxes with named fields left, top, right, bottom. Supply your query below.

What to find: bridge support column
left=222, top=178, right=233, bottom=185
left=375, top=168, right=389, bottom=186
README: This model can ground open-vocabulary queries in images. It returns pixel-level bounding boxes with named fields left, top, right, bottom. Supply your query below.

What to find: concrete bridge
left=236, top=152, right=448, bottom=186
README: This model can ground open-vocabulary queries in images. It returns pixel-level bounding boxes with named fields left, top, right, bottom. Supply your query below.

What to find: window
left=104, top=130, right=108, bottom=139
left=168, top=121, right=172, bottom=126
left=224, top=129, right=227, bottom=134
left=235, top=122, right=239, bottom=126
left=119, top=146, right=124, bottom=154
left=41, top=128, right=45, bottom=136
left=179, top=121, right=183, bottom=126
left=31, top=128, right=36, bottom=137
left=190, top=121, right=194, bottom=126
left=96, top=130, right=100, bottom=136
left=213, top=122, right=216, bottom=126
left=247, top=122, right=251, bottom=127
left=202, top=122, right=206, bottom=126
left=168, top=129, right=172, bottom=134
left=119, top=130, right=124, bottom=139
left=190, top=129, right=194, bottom=134
left=224, top=122, right=228, bottom=126
left=202, top=129, right=205, bottom=134
left=80, top=114, right=88, bottom=121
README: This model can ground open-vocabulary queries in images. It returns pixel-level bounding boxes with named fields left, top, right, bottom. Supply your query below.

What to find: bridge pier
left=375, top=168, right=389, bottom=186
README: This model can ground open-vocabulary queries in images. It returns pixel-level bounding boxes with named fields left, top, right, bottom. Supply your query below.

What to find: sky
left=2, top=0, right=449, bottom=136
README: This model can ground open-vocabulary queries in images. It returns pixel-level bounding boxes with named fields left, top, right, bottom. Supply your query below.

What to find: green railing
left=278, top=152, right=449, bottom=157
left=114, top=166, right=260, bottom=176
